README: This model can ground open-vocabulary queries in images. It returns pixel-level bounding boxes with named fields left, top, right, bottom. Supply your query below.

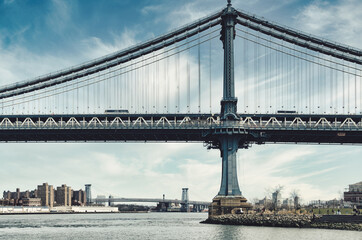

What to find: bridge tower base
left=209, top=196, right=251, bottom=216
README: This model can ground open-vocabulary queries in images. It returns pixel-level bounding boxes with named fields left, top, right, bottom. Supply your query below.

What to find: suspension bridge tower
left=209, top=0, right=252, bottom=216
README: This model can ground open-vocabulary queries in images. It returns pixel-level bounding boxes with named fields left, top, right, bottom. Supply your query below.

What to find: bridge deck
left=0, top=113, right=362, bottom=144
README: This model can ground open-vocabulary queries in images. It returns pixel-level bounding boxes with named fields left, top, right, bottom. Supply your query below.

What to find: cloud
left=0, top=27, right=138, bottom=85
left=141, top=5, right=163, bottom=15
left=236, top=144, right=358, bottom=203
left=45, top=0, right=72, bottom=34
left=80, top=29, right=138, bottom=60
left=3, top=0, right=15, bottom=5
left=295, top=0, right=362, bottom=48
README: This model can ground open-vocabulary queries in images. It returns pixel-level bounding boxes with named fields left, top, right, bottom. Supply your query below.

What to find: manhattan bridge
left=1, top=1, right=361, bottom=214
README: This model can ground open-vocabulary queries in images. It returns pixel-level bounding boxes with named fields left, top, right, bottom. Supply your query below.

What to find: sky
left=0, top=0, right=361, bottom=204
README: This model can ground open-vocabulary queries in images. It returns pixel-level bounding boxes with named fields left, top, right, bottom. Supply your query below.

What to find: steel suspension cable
left=235, top=34, right=362, bottom=77
left=0, top=34, right=219, bottom=108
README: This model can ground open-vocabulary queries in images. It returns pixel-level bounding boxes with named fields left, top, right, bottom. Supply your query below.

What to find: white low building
left=0, top=206, right=118, bottom=214
left=71, top=206, right=118, bottom=213
left=0, top=206, right=50, bottom=213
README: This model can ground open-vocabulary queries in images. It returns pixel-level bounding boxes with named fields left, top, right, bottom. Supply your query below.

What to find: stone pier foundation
left=209, top=196, right=252, bottom=217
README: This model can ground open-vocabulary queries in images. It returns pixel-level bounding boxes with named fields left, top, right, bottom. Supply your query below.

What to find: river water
left=0, top=212, right=360, bottom=240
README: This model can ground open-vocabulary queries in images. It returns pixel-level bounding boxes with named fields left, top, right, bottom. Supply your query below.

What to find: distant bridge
left=93, top=197, right=210, bottom=212
left=93, top=197, right=210, bottom=206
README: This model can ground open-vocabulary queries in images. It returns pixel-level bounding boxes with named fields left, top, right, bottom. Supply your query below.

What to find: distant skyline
left=0, top=0, right=362, bottom=203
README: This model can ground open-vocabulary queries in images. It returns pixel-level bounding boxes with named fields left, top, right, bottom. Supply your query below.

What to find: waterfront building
left=294, top=196, right=300, bottom=209
left=272, top=191, right=282, bottom=208
left=257, top=197, right=273, bottom=209
left=344, top=181, right=362, bottom=205
left=282, top=198, right=294, bottom=209
left=85, top=184, right=92, bottom=205
left=349, top=181, right=362, bottom=192
left=2, top=188, right=38, bottom=206
left=72, top=190, right=86, bottom=206
left=37, top=183, right=54, bottom=208
left=0, top=199, right=10, bottom=205
left=2, top=191, right=11, bottom=200
left=3, top=188, right=21, bottom=201
left=56, top=184, right=72, bottom=206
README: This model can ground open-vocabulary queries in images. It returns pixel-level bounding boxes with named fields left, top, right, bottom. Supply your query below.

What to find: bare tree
left=252, top=197, right=260, bottom=205
left=290, top=189, right=300, bottom=199
left=264, top=187, right=272, bottom=199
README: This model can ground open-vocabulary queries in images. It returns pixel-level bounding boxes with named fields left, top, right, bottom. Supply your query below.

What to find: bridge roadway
left=93, top=197, right=210, bottom=206
left=0, top=113, right=362, bottom=144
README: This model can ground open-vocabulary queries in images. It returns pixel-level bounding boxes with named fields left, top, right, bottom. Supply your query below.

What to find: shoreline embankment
left=201, top=214, right=362, bottom=231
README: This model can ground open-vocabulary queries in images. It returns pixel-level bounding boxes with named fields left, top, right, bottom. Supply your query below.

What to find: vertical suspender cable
left=177, top=52, right=180, bottom=113
left=281, top=42, right=284, bottom=109
left=209, top=38, right=212, bottom=113
left=269, top=36, right=272, bottom=112
left=342, top=64, right=345, bottom=114
left=187, top=40, right=190, bottom=113
left=254, top=40, right=257, bottom=112
left=76, top=75, right=79, bottom=113
left=244, top=30, right=248, bottom=112
left=167, top=57, right=169, bottom=113
left=264, top=39, right=267, bottom=113
left=317, top=56, right=320, bottom=112
left=256, top=34, right=259, bottom=112
left=264, top=39, right=268, bottom=113
left=323, top=60, right=326, bottom=113
left=330, top=58, right=333, bottom=114
left=163, top=49, right=168, bottom=112
left=156, top=54, right=159, bottom=113
left=198, top=34, right=201, bottom=113
left=348, top=63, right=350, bottom=114
left=335, top=63, right=338, bottom=113
left=87, top=75, right=89, bottom=113
left=293, top=45, right=296, bottom=110
left=354, top=64, right=357, bottom=114
left=309, top=55, right=311, bottom=114
left=360, top=66, right=362, bottom=114
left=146, top=57, right=149, bottom=113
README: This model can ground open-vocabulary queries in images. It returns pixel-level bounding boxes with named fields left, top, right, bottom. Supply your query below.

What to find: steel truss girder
left=1, top=114, right=362, bottom=131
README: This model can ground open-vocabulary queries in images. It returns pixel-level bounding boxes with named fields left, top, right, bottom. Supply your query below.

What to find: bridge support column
left=209, top=136, right=251, bottom=216
left=218, top=135, right=241, bottom=196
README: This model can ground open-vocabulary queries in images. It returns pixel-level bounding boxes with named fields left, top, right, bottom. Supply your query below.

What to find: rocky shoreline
left=201, top=214, right=362, bottom=231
